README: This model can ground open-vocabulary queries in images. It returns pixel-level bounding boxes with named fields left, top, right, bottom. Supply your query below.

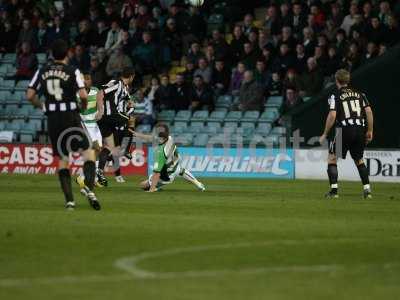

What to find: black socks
left=83, top=160, right=96, bottom=190
left=357, top=163, right=370, bottom=187
left=58, top=169, right=73, bottom=203
left=327, top=163, right=338, bottom=192
left=98, top=148, right=111, bottom=170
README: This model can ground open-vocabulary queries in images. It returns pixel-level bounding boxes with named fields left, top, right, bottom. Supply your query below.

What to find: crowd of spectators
left=1, top=0, right=400, bottom=121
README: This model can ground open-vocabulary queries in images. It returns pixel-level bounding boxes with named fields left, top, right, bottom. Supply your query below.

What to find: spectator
left=302, top=26, right=316, bottom=57
left=386, top=14, right=400, bottom=46
left=242, top=14, right=254, bottom=36
left=95, top=20, right=109, bottom=48
left=283, top=69, right=299, bottom=91
left=133, top=89, right=155, bottom=126
left=278, top=26, right=297, bottom=50
left=314, top=45, right=328, bottom=67
left=241, top=42, right=260, bottom=70
left=264, top=5, right=282, bottom=37
left=0, top=21, right=18, bottom=53
left=297, top=57, right=323, bottom=97
left=210, top=29, right=230, bottom=63
left=341, top=2, right=359, bottom=35
left=46, top=15, right=69, bottom=44
left=294, top=43, right=307, bottom=74
left=172, top=73, right=191, bottom=110
left=187, top=41, right=203, bottom=65
left=254, top=59, right=270, bottom=89
left=90, top=56, right=108, bottom=87
left=193, top=57, right=212, bottom=84
left=267, top=72, right=283, bottom=97
left=75, top=20, right=96, bottom=48
left=335, top=29, right=348, bottom=57
left=128, top=18, right=143, bottom=45
left=105, top=21, right=123, bottom=54
left=14, top=42, right=38, bottom=82
left=230, top=61, right=246, bottom=95
left=104, top=3, right=119, bottom=26
left=362, top=1, right=373, bottom=22
left=136, top=4, right=151, bottom=29
left=291, top=2, right=307, bottom=37
left=36, top=19, right=48, bottom=51
left=132, top=31, right=158, bottom=74
left=325, top=46, right=341, bottom=76
left=204, top=44, right=215, bottom=66
left=273, top=43, right=295, bottom=73
left=120, top=30, right=134, bottom=55
left=182, top=5, right=206, bottom=50
left=17, top=19, right=37, bottom=50
left=258, top=29, right=274, bottom=50
left=144, top=77, right=160, bottom=102
left=279, top=87, right=304, bottom=122
left=237, top=70, right=264, bottom=111
left=106, top=47, right=133, bottom=78
left=361, top=42, right=378, bottom=65
left=70, top=45, right=91, bottom=73
left=329, top=2, right=344, bottom=28
left=154, top=74, right=174, bottom=110
left=211, top=59, right=231, bottom=96
left=162, top=18, right=182, bottom=61
left=182, top=59, right=196, bottom=85
left=230, top=25, right=248, bottom=65
left=191, top=75, right=214, bottom=111
left=280, top=2, right=292, bottom=27
left=343, top=42, right=361, bottom=72
left=379, top=1, right=391, bottom=25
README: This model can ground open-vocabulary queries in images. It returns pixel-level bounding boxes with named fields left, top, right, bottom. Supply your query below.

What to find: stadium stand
left=0, top=1, right=399, bottom=146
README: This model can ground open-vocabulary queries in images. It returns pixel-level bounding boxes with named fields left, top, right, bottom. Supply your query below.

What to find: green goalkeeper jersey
left=153, top=136, right=180, bottom=180
left=78, top=87, right=99, bottom=124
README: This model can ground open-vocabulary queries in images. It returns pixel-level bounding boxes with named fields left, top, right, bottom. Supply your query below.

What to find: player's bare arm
left=128, top=130, right=154, bottom=142
left=319, top=110, right=336, bottom=145
left=95, top=90, right=104, bottom=120
left=365, top=106, right=374, bottom=143
left=26, top=88, right=43, bottom=109
left=78, top=88, right=88, bottom=110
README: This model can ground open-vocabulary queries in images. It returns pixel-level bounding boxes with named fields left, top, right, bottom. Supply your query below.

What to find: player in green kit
left=132, top=124, right=205, bottom=192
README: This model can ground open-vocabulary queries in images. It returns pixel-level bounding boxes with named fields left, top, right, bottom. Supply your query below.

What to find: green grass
left=0, top=174, right=400, bottom=300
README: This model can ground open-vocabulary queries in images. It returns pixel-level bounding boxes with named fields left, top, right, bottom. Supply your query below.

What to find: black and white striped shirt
left=101, top=79, right=133, bottom=118
left=328, top=87, right=371, bottom=128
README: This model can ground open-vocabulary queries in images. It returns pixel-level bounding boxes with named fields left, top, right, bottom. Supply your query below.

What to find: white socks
left=182, top=169, right=203, bottom=189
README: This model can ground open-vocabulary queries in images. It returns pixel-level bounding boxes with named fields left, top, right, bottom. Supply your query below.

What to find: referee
left=26, top=39, right=101, bottom=210
left=95, top=67, right=135, bottom=186
left=319, top=69, right=374, bottom=199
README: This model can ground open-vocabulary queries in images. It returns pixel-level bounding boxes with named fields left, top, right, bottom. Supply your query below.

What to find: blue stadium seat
left=0, top=80, right=15, bottom=91
left=237, top=122, right=255, bottom=136
left=29, top=109, right=45, bottom=120
left=224, top=111, right=242, bottom=122
left=193, top=133, right=209, bottom=147
left=215, top=95, right=232, bottom=109
left=172, top=121, right=187, bottom=134
left=271, top=126, right=286, bottom=135
left=265, top=96, right=283, bottom=108
left=0, top=122, right=5, bottom=130
left=136, top=124, right=152, bottom=133
left=2, top=53, right=17, bottom=64
left=255, top=123, right=272, bottom=135
left=208, top=110, right=227, bottom=123
left=5, top=121, right=21, bottom=131
left=37, top=53, right=47, bottom=64
left=241, top=111, right=260, bottom=122
left=0, top=90, right=12, bottom=105
left=173, top=133, right=193, bottom=146
left=14, top=80, right=29, bottom=91
left=25, top=119, right=42, bottom=132
left=222, top=121, right=239, bottom=133
left=157, top=110, right=175, bottom=122
left=4, top=104, right=18, bottom=117
left=174, top=110, right=192, bottom=122
left=205, top=122, right=221, bottom=134
left=187, top=121, right=204, bottom=133
left=19, top=133, right=33, bottom=143
left=259, top=108, right=279, bottom=123
left=191, top=110, right=209, bottom=122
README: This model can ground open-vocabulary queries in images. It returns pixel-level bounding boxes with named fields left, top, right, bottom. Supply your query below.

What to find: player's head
left=52, top=39, right=69, bottom=61
left=121, top=67, right=135, bottom=85
left=82, top=73, right=92, bottom=89
left=155, top=123, right=169, bottom=144
left=335, top=69, right=350, bottom=88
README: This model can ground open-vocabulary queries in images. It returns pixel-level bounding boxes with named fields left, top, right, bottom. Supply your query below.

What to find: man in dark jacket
left=211, top=59, right=231, bottom=96
left=191, top=75, right=215, bottom=111
left=238, top=70, right=265, bottom=111
left=297, top=57, right=324, bottom=97
left=171, top=73, right=191, bottom=111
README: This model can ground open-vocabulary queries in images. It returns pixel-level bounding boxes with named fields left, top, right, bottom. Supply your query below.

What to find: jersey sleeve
left=361, top=93, right=371, bottom=108
left=102, top=80, right=120, bottom=95
left=28, top=69, right=42, bottom=91
left=75, top=69, right=85, bottom=89
left=153, top=147, right=167, bottom=173
left=328, top=94, right=336, bottom=111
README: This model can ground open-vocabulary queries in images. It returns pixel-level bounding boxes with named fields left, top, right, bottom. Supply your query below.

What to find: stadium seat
left=271, top=126, right=286, bottom=135
left=0, top=80, right=15, bottom=91
left=5, top=121, right=21, bottom=131
left=29, top=109, right=45, bottom=120
left=215, top=95, right=232, bottom=109
left=0, top=122, right=5, bottom=130
left=26, top=119, right=42, bottom=132
left=193, top=133, right=209, bottom=147
left=255, top=123, right=272, bottom=135
left=191, top=110, right=209, bottom=122
left=265, top=96, right=283, bottom=108
left=222, top=121, right=239, bottom=133
left=208, top=110, right=227, bottom=123
left=172, top=121, right=187, bottom=134
left=37, top=53, right=47, bottom=64
left=174, top=110, right=192, bottom=122
left=208, top=133, right=226, bottom=146
left=0, top=64, right=10, bottom=76
left=187, top=121, right=204, bottom=134
left=259, top=109, right=279, bottom=123
left=157, top=110, right=176, bottom=123
left=136, top=124, right=152, bottom=133
left=205, top=122, right=221, bottom=134
left=0, top=90, right=12, bottom=104
left=224, top=111, right=242, bottom=122
left=173, top=133, right=193, bottom=146
left=237, top=122, right=255, bottom=136
left=19, top=133, right=33, bottom=143
left=241, top=111, right=260, bottom=122
left=266, top=134, right=282, bottom=146
left=4, top=104, right=18, bottom=117
left=1, top=53, right=17, bottom=64
left=14, top=80, right=29, bottom=91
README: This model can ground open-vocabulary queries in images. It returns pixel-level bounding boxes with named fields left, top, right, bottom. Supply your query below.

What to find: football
left=187, top=0, right=204, bottom=7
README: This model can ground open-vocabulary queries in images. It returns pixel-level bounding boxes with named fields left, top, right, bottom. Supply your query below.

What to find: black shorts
left=47, top=111, right=90, bottom=157
left=97, top=114, right=128, bottom=139
left=328, top=126, right=366, bottom=160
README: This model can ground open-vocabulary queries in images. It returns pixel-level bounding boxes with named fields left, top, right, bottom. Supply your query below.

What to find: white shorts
left=148, top=164, right=182, bottom=189
left=83, top=122, right=103, bottom=147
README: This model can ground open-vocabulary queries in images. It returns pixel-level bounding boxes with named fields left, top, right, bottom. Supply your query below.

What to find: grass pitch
left=0, top=174, right=400, bottom=300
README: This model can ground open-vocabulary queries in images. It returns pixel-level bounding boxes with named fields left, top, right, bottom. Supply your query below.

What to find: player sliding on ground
left=131, top=124, right=205, bottom=192
left=319, top=69, right=374, bottom=199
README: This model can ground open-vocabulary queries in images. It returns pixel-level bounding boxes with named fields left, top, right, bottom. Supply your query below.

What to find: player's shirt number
left=46, top=79, right=64, bottom=101
left=342, top=100, right=361, bottom=119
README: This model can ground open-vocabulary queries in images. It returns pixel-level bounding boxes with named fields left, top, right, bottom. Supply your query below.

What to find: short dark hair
left=121, top=67, right=135, bottom=78
left=156, top=123, right=169, bottom=140
left=52, top=39, right=69, bottom=60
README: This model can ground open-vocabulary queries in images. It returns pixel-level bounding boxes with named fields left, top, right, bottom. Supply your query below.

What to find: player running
left=132, top=123, right=205, bottom=192
left=95, top=68, right=135, bottom=187
left=319, top=69, right=374, bottom=199
left=26, top=39, right=100, bottom=210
